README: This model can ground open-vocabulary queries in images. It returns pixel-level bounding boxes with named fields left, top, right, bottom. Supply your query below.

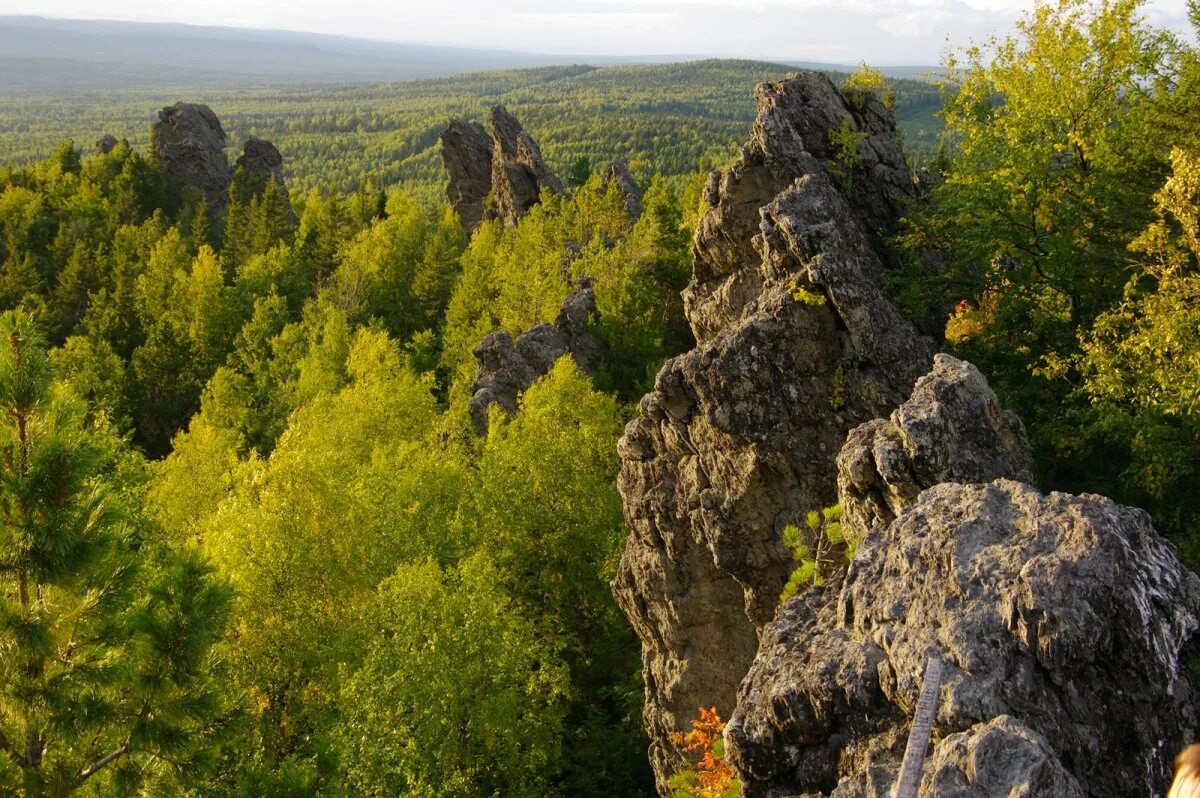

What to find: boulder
left=95, top=134, right=118, bottom=154
left=837, top=354, right=1035, bottom=539
left=611, top=72, right=931, bottom=793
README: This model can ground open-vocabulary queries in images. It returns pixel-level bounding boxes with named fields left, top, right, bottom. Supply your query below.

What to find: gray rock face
left=611, top=72, right=931, bottom=793
left=469, top=279, right=605, bottom=435
left=96, top=134, right=118, bottom=154
left=236, top=136, right=294, bottom=219
left=439, top=107, right=562, bottom=233
left=236, top=136, right=286, bottom=186
left=439, top=119, right=494, bottom=234
left=837, top=354, right=1035, bottom=540
left=486, top=105, right=563, bottom=227
left=151, top=103, right=231, bottom=209
left=600, top=160, right=643, bottom=219
left=725, top=360, right=1200, bottom=798
left=688, top=71, right=915, bottom=343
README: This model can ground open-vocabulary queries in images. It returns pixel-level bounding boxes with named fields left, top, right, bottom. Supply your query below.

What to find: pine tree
left=0, top=312, right=232, bottom=795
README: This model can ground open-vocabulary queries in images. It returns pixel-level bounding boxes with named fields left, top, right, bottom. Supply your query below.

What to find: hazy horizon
left=2, top=0, right=1192, bottom=65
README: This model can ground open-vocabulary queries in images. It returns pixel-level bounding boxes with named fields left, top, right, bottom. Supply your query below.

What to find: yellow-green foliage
left=780, top=504, right=856, bottom=600
left=842, top=62, right=895, bottom=109
left=790, top=281, right=827, bottom=306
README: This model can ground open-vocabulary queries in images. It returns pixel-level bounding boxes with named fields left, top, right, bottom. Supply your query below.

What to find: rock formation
left=150, top=104, right=290, bottom=215
left=439, top=119, right=494, bottom=234
left=837, top=354, right=1035, bottom=539
left=95, top=134, right=118, bottom=154
left=236, top=136, right=294, bottom=218
left=726, top=354, right=1200, bottom=797
left=487, top=105, right=563, bottom=228
left=151, top=102, right=232, bottom=209
left=611, top=71, right=931, bottom=792
left=236, top=136, right=286, bottom=186
left=439, top=106, right=562, bottom=234
left=600, top=160, right=643, bottom=219
left=469, top=279, right=606, bottom=435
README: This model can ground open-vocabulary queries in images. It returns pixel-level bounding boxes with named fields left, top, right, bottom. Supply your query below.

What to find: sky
left=0, top=0, right=1193, bottom=64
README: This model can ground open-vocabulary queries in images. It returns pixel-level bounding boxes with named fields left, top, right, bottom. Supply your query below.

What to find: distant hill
left=0, top=15, right=940, bottom=89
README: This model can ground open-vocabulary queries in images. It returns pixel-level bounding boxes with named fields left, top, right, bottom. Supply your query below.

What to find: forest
left=0, top=59, right=943, bottom=198
left=0, top=0, right=1198, bottom=793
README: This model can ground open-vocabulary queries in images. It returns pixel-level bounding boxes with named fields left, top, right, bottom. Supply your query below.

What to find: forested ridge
left=0, top=0, right=1199, bottom=793
left=0, top=59, right=942, bottom=197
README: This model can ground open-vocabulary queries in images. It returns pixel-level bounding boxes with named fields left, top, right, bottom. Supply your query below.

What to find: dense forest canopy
left=0, top=60, right=943, bottom=197
left=0, top=0, right=1198, bottom=792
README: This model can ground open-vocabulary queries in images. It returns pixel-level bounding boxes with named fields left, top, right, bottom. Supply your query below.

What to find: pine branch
left=74, top=742, right=129, bottom=787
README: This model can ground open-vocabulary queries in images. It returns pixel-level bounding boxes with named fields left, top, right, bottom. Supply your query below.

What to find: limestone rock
left=440, top=119, right=494, bottom=234
left=485, top=105, right=563, bottom=227
left=469, top=279, right=605, bottom=435
left=837, top=353, right=1035, bottom=539
left=600, top=160, right=643, bottom=219
left=611, top=72, right=931, bottom=793
left=727, top=477, right=1200, bottom=797
left=95, top=134, right=118, bottom=154
left=151, top=102, right=231, bottom=209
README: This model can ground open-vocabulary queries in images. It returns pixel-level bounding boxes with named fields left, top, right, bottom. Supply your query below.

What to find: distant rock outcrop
left=600, top=160, right=643, bottom=219
left=236, top=136, right=285, bottom=186
left=149, top=104, right=290, bottom=215
left=439, top=106, right=562, bottom=234
left=439, top=119, right=494, bottom=235
left=611, top=71, right=929, bottom=792
left=726, top=355, right=1200, bottom=798
left=236, top=136, right=294, bottom=218
left=151, top=102, right=232, bottom=209
left=469, top=279, right=606, bottom=435
left=95, top=134, right=118, bottom=154
left=486, top=105, right=563, bottom=228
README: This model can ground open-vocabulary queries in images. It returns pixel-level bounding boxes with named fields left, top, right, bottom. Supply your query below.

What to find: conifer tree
left=0, top=311, right=232, bottom=795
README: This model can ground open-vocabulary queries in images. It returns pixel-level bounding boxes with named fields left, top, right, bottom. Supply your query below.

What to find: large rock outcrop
left=151, top=103, right=290, bottom=214
left=612, top=71, right=931, bottom=792
left=439, top=106, right=562, bottom=234
left=151, top=103, right=232, bottom=209
left=439, top=119, right=494, bottom=234
left=469, top=279, right=605, bottom=435
left=487, top=105, right=563, bottom=227
left=725, top=356, right=1200, bottom=798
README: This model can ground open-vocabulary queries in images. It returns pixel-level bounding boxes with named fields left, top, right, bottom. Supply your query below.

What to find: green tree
left=0, top=312, right=231, bottom=796
left=336, top=555, right=569, bottom=798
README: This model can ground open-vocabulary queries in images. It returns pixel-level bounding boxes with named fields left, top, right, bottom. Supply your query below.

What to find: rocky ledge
left=727, top=354, right=1200, bottom=797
